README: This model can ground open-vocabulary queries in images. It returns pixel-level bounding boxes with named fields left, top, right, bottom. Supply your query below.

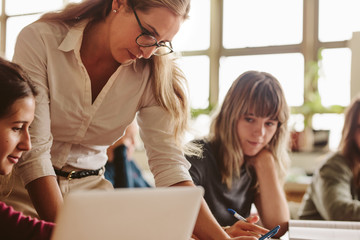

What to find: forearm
left=253, top=157, right=289, bottom=236
left=172, top=181, right=229, bottom=240
left=26, top=176, right=63, bottom=222
left=255, top=185, right=289, bottom=236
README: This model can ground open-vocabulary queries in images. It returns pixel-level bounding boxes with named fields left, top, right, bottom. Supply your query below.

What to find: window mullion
left=209, top=0, right=223, bottom=108
left=302, top=0, right=319, bottom=99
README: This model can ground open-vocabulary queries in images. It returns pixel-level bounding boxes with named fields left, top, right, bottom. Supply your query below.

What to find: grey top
left=186, top=140, right=257, bottom=226
left=298, top=153, right=360, bottom=220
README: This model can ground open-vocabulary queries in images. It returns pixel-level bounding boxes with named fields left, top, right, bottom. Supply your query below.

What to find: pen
left=227, top=208, right=248, bottom=222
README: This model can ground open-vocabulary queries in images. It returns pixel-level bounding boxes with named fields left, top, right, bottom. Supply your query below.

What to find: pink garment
left=0, top=201, right=54, bottom=240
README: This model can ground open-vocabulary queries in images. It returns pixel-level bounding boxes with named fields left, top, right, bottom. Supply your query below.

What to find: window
left=1, top=0, right=359, bottom=150
left=0, top=0, right=80, bottom=59
left=318, top=48, right=351, bottom=107
left=175, top=0, right=359, bottom=150
left=172, top=0, right=210, bottom=52
left=219, top=53, right=304, bottom=106
left=319, top=0, right=360, bottom=42
left=223, top=0, right=303, bottom=48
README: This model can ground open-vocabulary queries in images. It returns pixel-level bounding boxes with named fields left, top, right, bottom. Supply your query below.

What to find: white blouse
left=13, top=20, right=191, bottom=187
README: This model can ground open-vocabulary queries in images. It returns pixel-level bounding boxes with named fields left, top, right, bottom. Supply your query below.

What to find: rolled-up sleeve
left=13, top=24, right=55, bottom=185
left=137, top=105, right=192, bottom=187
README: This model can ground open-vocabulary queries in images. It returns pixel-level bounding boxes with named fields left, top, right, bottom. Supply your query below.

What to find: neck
left=80, top=19, right=119, bottom=68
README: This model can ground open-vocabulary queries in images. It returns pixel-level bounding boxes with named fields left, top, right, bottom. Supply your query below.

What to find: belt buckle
left=99, top=166, right=105, bottom=175
left=67, top=170, right=76, bottom=180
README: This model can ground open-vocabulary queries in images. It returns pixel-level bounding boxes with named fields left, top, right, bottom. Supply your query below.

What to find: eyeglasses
left=132, top=8, right=174, bottom=56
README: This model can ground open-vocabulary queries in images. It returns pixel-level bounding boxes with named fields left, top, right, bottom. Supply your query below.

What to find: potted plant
left=290, top=51, right=344, bottom=152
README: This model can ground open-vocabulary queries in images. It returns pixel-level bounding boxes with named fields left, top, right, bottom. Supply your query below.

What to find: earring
left=113, top=9, right=118, bottom=13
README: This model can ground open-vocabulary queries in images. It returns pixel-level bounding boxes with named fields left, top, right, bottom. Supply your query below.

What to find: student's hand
left=247, top=149, right=274, bottom=169
left=226, top=237, right=257, bottom=240
left=190, top=234, right=200, bottom=240
left=192, top=234, right=258, bottom=240
left=224, top=215, right=268, bottom=238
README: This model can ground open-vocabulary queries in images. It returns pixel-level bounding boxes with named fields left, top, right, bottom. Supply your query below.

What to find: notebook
left=51, top=186, right=204, bottom=240
left=288, top=219, right=360, bottom=240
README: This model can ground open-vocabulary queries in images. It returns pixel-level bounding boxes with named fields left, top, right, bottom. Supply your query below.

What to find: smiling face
left=237, top=114, right=278, bottom=157
left=0, top=97, right=35, bottom=175
left=108, top=3, right=182, bottom=63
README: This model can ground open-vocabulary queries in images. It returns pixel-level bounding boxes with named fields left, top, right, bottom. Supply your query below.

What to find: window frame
left=181, top=0, right=359, bottom=115
left=1, top=0, right=359, bottom=112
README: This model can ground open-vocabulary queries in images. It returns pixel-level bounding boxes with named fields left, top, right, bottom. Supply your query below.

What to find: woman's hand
left=190, top=235, right=258, bottom=240
left=226, top=237, right=258, bottom=240
left=191, top=216, right=266, bottom=240
left=224, top=215, right=268, bottom=238
left=247, top=148, right=274, bottom=170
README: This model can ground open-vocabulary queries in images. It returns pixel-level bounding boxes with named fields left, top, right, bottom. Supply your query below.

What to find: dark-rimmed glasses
left=132, top=8, right=174, bottom=56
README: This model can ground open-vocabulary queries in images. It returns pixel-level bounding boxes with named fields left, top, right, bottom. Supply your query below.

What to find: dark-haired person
left=0, top=57, right=54, bottom=240
left=298, top=95, right=360, bottom=221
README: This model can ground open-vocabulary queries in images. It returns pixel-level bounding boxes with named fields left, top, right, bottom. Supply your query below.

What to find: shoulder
left=321, top=153, right=350, bottom=170
left=187, top=139, right=216, bottom=164
left=20, top=20, right=69, bottom=38
left=16, top=21, right=71, bottom=51
left=318, top=152, right=352, bottom=178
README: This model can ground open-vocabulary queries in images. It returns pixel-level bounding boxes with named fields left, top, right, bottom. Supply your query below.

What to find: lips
left=8, top=155, right=20, bottom=164
left=128, top=51, right=137, bottom=60
left=248, top=140, right=262, bottom=146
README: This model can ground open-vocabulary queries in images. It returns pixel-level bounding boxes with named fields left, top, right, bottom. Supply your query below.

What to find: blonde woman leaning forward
left=3, top=0, right=259, bottom=239
left=187, top=71, right=290, bottom=238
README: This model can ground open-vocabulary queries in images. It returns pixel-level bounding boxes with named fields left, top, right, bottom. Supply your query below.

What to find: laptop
left=51, top=186, right=204, bottom=240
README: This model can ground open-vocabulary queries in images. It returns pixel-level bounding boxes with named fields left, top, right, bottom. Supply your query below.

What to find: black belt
left=54, top=167, right=104, bottom=180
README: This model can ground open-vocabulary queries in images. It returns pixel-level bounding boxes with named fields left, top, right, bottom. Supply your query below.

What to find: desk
left=284, top=181, right=309, bottom=203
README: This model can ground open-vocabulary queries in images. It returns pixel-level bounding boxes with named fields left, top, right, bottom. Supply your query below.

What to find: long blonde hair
left=38, top=0, right=191, bottom=149
left=339, top=95, right=360, bottom=188
left=209, top=71, right=290, bottom=188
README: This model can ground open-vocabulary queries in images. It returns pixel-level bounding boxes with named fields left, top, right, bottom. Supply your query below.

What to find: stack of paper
left=289, top=220, right=360, bottom=240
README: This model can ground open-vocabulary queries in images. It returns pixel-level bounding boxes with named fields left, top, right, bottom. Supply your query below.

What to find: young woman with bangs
left=186, top=70, right=291, bottom=238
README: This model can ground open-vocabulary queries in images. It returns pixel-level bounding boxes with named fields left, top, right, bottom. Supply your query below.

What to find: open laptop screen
left=52, top=186, right=204, bottom=240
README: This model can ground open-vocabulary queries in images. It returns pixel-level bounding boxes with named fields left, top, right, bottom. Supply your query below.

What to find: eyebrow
left=12, top=121, right=28, bottom=124
left=145, top=23, right=160, bottom=38
left=244, top=113, right=278, bottom=120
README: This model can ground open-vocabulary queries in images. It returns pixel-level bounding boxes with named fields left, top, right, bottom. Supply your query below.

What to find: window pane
left=172, top=0, right=210, bottom=52
left=176, top=56, right=209, bottom=109
left=312, top=113, right=344, bottom=151
left=289, top=114, right=305, bottom=132
left=6, top=15, right=41, bottom=60
left=219, top=53, right=304, bottom=106
left=318, top=48, right=351, bottom=106
left=223, top=0, right=303, bottom=48
left=319, top=0, right=360, bottom=42
left=5, top=0, right=63, bottom=15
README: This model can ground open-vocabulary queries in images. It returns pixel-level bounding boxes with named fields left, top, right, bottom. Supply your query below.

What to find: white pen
left=227, top=208, right=248, bottom=222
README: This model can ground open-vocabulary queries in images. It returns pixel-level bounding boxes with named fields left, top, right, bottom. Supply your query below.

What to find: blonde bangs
left=210, top=70, right=290, bottom=188
left=240, top=72, right=287, bottom=124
